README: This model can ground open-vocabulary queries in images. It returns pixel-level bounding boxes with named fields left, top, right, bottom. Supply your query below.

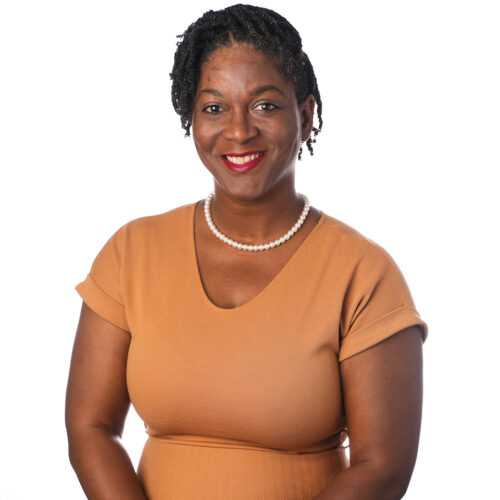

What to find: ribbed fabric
left=138, top=435, right=349, bottom=499
left=75, top=202, right=428, bottom=499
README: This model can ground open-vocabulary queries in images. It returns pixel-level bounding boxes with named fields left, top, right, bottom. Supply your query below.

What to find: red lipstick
left=221, top=151, right=267, bottom=173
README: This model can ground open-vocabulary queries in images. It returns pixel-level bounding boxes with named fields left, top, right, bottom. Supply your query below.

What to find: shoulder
left=319, top=211, right=396, bottom=267
left=123, top=201, right=195, bottom=232
left=111, top=202, right=195, bottom=239
left=101, top=202, right=196, bottom=258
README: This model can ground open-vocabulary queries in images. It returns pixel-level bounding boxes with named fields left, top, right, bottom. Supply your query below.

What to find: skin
left=66, top=42, right=424, bottom=500
left=191, top=42, right=321, bottom=308
left=66, top=303, right=147, bottom=499
left=313, top=324, right=423, bottom=499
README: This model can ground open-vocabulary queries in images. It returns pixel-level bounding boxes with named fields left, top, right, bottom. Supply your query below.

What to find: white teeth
left=225, top=152, right=264, bottom=164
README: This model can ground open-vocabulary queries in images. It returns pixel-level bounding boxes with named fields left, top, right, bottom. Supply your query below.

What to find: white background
left=1, top=0, right=499, bottom=498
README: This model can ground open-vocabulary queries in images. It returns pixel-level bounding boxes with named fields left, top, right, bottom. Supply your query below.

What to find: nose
left=222, top=108, right=258, bottom=143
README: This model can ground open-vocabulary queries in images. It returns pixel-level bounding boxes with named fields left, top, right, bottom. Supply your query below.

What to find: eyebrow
left=199, top=88, right=223, bottom=98
left=198, top=85, right=285, bottom=98
left=250, top=85, right=285, bottom=96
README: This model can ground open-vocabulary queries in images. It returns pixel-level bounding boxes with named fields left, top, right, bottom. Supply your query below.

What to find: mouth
left=221, top=151, right=267, bottom=172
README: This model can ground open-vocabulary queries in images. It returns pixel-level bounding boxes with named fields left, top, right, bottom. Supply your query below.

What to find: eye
left=254, top=102, right=278, bottom=112
left=202, top=104, right=221, bottom=114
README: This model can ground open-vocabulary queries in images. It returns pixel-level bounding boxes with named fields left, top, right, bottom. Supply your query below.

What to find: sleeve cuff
left=339, top=304, right=428, bottom=362
left=75, top=273, right=129, bottom=332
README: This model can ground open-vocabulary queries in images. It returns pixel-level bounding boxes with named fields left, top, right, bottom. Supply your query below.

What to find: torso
left=193, top=199, right=323, bottom=309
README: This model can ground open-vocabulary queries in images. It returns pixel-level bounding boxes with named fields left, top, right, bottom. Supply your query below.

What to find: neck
left=208, top=185, right=305, bottom=244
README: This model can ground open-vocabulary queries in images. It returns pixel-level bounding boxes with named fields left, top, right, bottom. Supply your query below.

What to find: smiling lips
left=221, top=150, right=267, bottom=172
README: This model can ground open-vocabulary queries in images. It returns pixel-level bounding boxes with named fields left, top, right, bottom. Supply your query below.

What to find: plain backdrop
left=1, top=0, right=499, bottom=498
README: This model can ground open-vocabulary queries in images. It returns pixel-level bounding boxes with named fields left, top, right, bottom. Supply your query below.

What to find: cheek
left=192, top=129, right=209, bottom=156
left=192, top=125, right=221, bottom=173
left=192, top=120, right=218, bottom=152
left=269, top=117, right=301, bottom=152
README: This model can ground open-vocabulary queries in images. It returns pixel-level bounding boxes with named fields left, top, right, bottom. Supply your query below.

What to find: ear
left=300, top=94, right=316, bottom=142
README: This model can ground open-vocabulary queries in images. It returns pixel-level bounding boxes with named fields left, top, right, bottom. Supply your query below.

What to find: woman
left=66, top=4, right=428, bottom=499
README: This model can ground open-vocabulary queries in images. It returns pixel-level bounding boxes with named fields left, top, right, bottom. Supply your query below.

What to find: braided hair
left=170, top=3, right=323, bottom=160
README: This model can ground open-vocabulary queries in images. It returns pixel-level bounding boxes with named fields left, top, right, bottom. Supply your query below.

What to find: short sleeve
left=75, top=226, right=130, bottom=331
left=339, top=243, right=428, bottom=362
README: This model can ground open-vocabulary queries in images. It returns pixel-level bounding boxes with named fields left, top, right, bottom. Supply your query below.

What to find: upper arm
left=65, top=301, right=132, bottom=438
left=339, top=325, right=424, bottom=489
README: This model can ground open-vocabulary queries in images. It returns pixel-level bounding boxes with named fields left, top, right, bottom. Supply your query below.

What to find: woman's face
left=191, top=43, right=315, bottom=201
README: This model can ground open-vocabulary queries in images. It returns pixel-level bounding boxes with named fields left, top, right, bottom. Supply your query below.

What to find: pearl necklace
left=204, top=191, right=311, bottom=251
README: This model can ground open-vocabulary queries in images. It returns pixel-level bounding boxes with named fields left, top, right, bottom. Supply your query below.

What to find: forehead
left=197, top=44, right=290, bottom=92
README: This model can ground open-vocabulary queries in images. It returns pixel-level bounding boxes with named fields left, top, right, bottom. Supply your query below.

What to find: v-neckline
left=189, top=201, right=326, bottom=313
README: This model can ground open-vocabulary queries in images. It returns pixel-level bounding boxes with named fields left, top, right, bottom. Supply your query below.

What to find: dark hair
left=170, top=3, right=323, bottom=160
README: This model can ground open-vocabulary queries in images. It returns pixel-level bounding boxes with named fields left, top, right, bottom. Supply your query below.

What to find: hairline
left=193, top=40, right=308, bottom=113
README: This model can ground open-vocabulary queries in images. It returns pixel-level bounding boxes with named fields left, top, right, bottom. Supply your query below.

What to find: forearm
left=68, top=425, right=147, bottom=500
left=312, top=461, right=406, bottom=500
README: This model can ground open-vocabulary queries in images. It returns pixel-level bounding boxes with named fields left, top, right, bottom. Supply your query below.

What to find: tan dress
left=75, top=202, right=428, bottom=499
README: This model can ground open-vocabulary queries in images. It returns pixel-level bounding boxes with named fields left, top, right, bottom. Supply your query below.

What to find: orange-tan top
left=75, top=202, right=428, bottom=500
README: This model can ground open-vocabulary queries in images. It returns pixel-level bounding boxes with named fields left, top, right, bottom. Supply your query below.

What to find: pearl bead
left=204, top=192, right=311, bottom=251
